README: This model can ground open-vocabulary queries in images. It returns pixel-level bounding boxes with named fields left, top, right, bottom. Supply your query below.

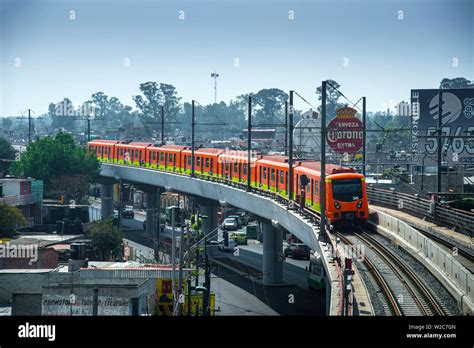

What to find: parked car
left=284, top=243, right=311, bottom=260
left=228, top=215, right=243, bottom=228
left=123, top=207, right=135, bottom=219
left=223, top=217, right=238, bottom=231
left=231, top=231, right=247, bottom=245
left=218, top=238, right=237, bottom=252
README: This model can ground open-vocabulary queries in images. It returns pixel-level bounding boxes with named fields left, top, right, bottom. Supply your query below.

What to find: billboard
left=411, top=88, right=474, bottom=166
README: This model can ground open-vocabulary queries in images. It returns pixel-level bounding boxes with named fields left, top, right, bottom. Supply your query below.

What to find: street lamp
left=211, top=72, right=219, bottom=104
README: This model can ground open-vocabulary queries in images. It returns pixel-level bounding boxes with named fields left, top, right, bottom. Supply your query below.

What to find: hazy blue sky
left=1, top=0, right=472, bottom=116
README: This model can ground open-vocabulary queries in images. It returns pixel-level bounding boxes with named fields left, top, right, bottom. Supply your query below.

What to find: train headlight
left=334, top=202, right=341, bottom=209
left=357, top=201, right=363, bottom=209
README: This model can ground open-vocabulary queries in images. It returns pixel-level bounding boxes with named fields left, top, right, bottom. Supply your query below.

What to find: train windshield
left=332, top=178, right=363, bottom=202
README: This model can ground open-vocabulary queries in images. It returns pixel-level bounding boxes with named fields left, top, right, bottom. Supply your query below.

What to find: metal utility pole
left=191, top=100, right=195, bottom=177
left=437, top=90, right=443, bottom=193
left=247, top=95, right=252, bottom=191
left=320, top=81, right=327, bottom=236
left=117, top=179, right=123, bottom=230
left=171, top=207, right=177, bottom=315
left=284, top=101, right=288, bottom=156
left=187, top=278, right=192, bottom=316
left=27, top=109, right=32, bottom=143
left=178, top=199, right=185, bottom=315
left=161, top=106, right=165, bottom=145
left=211, top=72, right=219, bottom=104
left=288, top=91, right=294, bottom=204
left=87, top=117, right=91, bottom=142
left=362, top=97, right=366, bottom=176
left=202, top=243, right=211, bottom=316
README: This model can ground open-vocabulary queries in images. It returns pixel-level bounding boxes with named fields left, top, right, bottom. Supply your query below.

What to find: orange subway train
left=88, top=140, right=369, bottom=223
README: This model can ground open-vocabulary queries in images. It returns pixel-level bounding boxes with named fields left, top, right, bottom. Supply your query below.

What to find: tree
left=316, top=79, right=345, bottom=119
left=252, top=88, right=288, bottom=125
left=0, top=204, right=28, bottom=238
left=0, top=137, right=16, bottom=177
left=440, top=77, right=474, bottom=89
left=11, top=132, right=100, bottom=203
left=87, top=219, right=123, bottom=261
left=133, top=82, right=181, bottom=137
left=49, top=98, right=77, bottom=132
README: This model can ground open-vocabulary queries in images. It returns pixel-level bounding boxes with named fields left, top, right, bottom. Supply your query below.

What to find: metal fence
left=367, top=187, right=474, bottom=236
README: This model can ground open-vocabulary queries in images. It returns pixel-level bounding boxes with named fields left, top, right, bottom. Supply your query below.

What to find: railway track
left=339, top=228, right=451, bottom=316
left=336, top=233, right=403, bottom=316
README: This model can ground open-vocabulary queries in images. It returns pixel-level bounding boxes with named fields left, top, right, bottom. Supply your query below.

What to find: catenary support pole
left=320, top=81, right=327, bottom=236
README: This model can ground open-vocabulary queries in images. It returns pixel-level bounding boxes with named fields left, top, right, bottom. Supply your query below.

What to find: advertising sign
left=326, top=106, right=363, bottom=154
left=411, top=89, right=474, bottom=166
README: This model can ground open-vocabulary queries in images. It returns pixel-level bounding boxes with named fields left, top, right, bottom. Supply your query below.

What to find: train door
left=296, top=174, right=299, bottom=197
left=275, top=170, right=279, bottom=192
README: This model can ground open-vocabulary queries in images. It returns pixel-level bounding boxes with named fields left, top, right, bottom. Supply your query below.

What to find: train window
left=243, top=165, right=247, bottom=175
left=205, top=158, right=210, bottom=167
left=225, top=162, right=229, bottom=171
left=169, top=153, right=173, bottom=162
left=173, top=154, right=176, bottom=164
left=271, top=169, right=275, bottom=181
left=188, top=156, right=192, bottom=165
left=97, top=147, right=101, bottom=153
left=152, top=152, right=157, bottom=161
left=263, top=167, right=267, bottom=179
left=197, top=157, right=201, bottom=166
left=135, top=150, right=139, bottom=157
left=280, top=171, right=284, bottom=184
left=307, top=181, right=311, bottom=193
left=332, top=178, right=363, bottom=202
left=234, top=163, right=238, bottom=172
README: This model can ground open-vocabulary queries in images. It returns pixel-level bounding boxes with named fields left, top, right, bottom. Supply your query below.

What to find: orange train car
left=146, top=144, right=189, bottom=171
left=255, top=155, right=290, bottom=196
left=295, top=162, right=368, bottom=222
left=181, top=148, right=224, bottom=176
left=87, top=140, right=121, bottom=162
left=218, top=150, right=259, bottom=184
left=115, top=142, right=152, bottom=166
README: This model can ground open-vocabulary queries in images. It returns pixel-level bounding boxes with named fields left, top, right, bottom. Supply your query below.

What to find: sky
left=1, top=0, right=473, bottom=117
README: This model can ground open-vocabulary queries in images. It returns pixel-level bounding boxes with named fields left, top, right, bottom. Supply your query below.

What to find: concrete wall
left=369, top=207, right=474, bottom=315
left=12, top=293, right=42, bottom=315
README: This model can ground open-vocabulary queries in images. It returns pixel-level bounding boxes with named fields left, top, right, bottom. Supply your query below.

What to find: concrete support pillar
left=100, top=183, right=114, bottom=220
left=198, top=200, right=218, bottom=256
left=262, top=221, right=284, bottom=285
left=146, top=190, right=158, bottom=239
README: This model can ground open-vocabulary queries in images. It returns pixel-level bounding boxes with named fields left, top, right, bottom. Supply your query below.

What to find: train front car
left=326, top=171, right=368, bottom=223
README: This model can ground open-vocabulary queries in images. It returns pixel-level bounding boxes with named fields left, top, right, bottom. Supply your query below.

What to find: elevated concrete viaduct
left=98, top=163, right=340, bottom=313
